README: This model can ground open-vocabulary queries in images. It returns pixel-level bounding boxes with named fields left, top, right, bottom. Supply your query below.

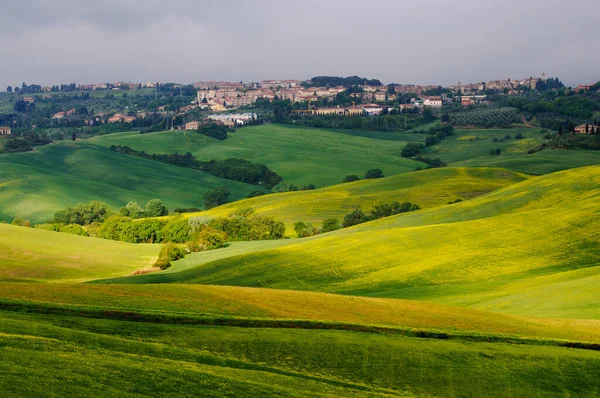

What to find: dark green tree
left=364, top=168, right=384, bottom=179
left=203, top=187, right=230, bottom=209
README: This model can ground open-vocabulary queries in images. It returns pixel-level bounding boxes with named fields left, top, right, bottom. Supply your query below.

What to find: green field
left=91, top=124, right=425, bottom=187
left=0, top=223, right=159, bottom=282
left=423, top=126, right=546, bottom=164
left=177, top=167, right=527, bottom=234
left=106, top=166, right=600, bottom=320
left=0, top=141, right=258, bottom=223
left=3, top=122, right=600, bottom=396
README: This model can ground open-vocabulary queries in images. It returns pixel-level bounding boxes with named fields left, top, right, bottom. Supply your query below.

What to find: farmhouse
left=0, top=126, right=11, bottom=136
left=423, top=96, right=443, bottom=108
left=313, top=107, right=345, bottom=116
left=51, top=111, right=65, bottom=119
left=574, top=124, right=599, bottom=134
left=185, top=121, right=200, bottom=130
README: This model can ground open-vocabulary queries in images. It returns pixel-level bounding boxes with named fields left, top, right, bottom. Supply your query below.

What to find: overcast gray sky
left=0, top=0, right=598, bottom=89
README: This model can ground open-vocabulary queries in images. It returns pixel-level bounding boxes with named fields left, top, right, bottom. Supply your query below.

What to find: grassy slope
left=175, top=167, right=527, bottom=233
left=3, top=309, right=600, bottom=397
left=91, top=124, right=425, bottom=187
left=0, top=141, right=257, bottom=223
left=424, top=126, right=546, bottom=164
left=0, top=224, right=159, bottom=282
left=110, top=166, right=600, bottom=319
left=457, top=149, right=600, bottom=175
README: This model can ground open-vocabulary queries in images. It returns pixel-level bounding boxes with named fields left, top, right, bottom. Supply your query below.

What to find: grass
left=0, top=293, right=599, bottom=397
left=0, top=224, right=159, bottom=282
left=423, top=126, right=546, bottom=164
left=4, top=310, right=600, bottom=397
left=176, top=167, right=527, bottom=234
left=90, top=124, right=425, bottom=188
left=105, top=165, right=600, bottom=319
left=0, top=140, right=258, bottom=223
left=457, top=149, right=600, bottom=175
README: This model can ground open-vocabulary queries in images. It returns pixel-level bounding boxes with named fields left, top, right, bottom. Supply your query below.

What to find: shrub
left=247, top=190, right=266, bottom=198
left=97, top=215, right=133, bottom=241
left=59, top=224, right=89, bottom=236
left=204, top=187, right=230, bottom=209
left=119, top=201, right=145, bottom=218
left=154, top=242, right=187, bottom=270
left=294, top=221, right=318, bottom=238
left=145, top=199, right=169, bottom=217
left=364, top=168, right=384, bottom=179
left=321, top=218, right=340, bottom=233
left=162, top=217, right=191, bottom=243
left=342, top=175, right=360, bottom=183
left=342, top=209, right=369, bottom=228
left=53, top=201, right=112, bottom=225
left=401, top=143, right=424, bottom=157
left=34, top=223, right=63, bottom=232
left=188, top=227, right=228, bottom=252
left=11, top=218, right=31, bottom=227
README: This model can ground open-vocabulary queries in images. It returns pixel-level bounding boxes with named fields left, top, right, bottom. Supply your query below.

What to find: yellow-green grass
left=2, top=283, right=600, bottom=344
left=114, top=166, right=600, bottom=319
left=173, top=167, right=528, bottom=234
left=87, top=129, right=217, bottom=154
left=457, top=149, right=600, bottom=175
left=423, top=127, right=546, bottom=164
left=3, top=310, right=600, bottom=398
left=0, top=140, right=258, bottom=223
left=90, top=124, right=425, bottom=187
left=0, top=224, right=159, bottom=282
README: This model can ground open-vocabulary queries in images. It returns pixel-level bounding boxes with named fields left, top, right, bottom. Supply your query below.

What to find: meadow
left=0, top=140, right=257, bottom=223
left=176, top=167, right=528, bottom=234
left=91, top=124, right=425, bottom=187
left=3, top=122, right=600, bottom=396
left=104, top=166, right=600, bottom=320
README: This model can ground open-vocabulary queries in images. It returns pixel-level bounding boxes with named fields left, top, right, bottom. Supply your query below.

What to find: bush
left=321, top=218, right=340, bottom=233
left=162, top=217, right=191, bottom=243
left=342, top=209, right=369, bottom=228
left=11, top=218, right=31, bottom=227
left=188, top=227, right=228, bottom=252
left=294, top=221, right=318, bottom=238
left=145, top=199, right=169, bottom=217
left=53, top=201, right=112, bottom=225
left=119, top=201, right=145, bottom=218
left=59, top=224, right=89, bottom=236
left=401, top=143, right=424, bottom=157
left=204, top=187, right=230, bottom=209
left=364, top=169, right=384, bottom=179
left=154, top=242, right=187, bottom=270
left=247, top=190, right=266, bottom=198
left=342, top=175, right=360, bottom=183
left=34, top=223, right=63, bottom=232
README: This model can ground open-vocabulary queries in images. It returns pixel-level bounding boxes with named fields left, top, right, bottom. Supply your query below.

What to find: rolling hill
left=90, top=124, right=425, bottom=187
left=0, top=223, right=159, bottom=282
left=0, top=141, right=258, bottom=223
left=103, top=166, right=600, bottom=319
left=173, top=167, right=528, bottom=234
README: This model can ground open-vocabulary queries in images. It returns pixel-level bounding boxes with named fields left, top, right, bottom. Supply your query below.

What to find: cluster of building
left=184, top=113, right=257, bottom=130
left=0, top=126, right=11, bottom=136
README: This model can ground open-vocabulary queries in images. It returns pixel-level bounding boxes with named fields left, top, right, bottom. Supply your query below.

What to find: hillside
left=0, top=141, right=258, bottom=223
left=0, top=223, right=159, bottom=282
left=176, top=167, right=527, bottom=233
left=90, top=124, right=425, bottom=187
left=106, top=166, right=600, bottom=319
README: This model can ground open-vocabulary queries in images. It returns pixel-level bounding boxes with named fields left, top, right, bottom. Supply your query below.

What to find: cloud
left=0, top=0, right=598, bottom=89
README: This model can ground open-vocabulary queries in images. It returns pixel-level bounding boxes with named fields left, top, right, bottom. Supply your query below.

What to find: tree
left=401, top=143, right=424, bottom=157
left=145, top=199, right=169, bottom=217
left=119, top=201, right=144, bottom=218
left=495, top=148, right=502, bottom=156
left=441, top=113, right=450, bottom=123
left=321, top=218, right=340, bottom=233
left=6, top=86, right=12, bottom=93
left=342, top=209, right=369, bottom=228
left=364, top=168, right=384, bottom=179
left=204, top=187, right=230, bottom=209
left=71, top=132, right=77, bottom=142
left=342, top=175, right=360, bottom=183
left=423, top=107, right=435, bottom=122
left=13, top=100, right=27, bottom=112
